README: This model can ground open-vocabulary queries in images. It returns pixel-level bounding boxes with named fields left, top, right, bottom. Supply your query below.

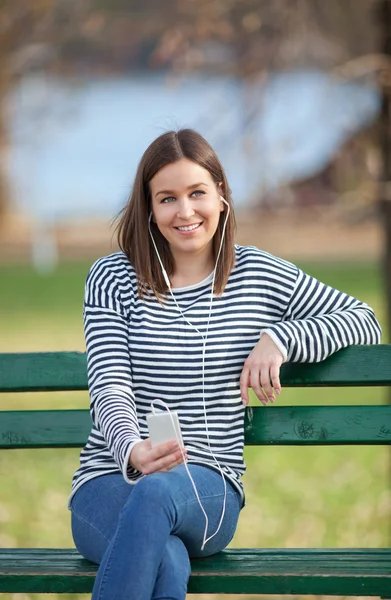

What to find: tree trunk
left=378, top=0, right=391, bottom=547
left=0, top=72, right=9, bottom=225
left=379, top=0, right=391, bottom=338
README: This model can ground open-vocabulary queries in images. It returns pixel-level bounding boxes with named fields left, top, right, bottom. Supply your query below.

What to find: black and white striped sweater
left=69, top=245, right=381, bottom=507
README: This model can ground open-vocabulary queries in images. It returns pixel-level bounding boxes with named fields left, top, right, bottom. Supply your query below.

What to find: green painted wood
left=243, top=405, right=391, bottom=445
left=1, top=347, right=391, bottom=596
left=1, top=345, right=391, bottom=392
left=280, top=344, right=391, bottom=387
left=1, top=406, right=391, bottom=449
left=0, top=352, right=88, bottom=392
left=0, top=548, right=390, bottom=594
left=0, top=410, right=91, bottom=449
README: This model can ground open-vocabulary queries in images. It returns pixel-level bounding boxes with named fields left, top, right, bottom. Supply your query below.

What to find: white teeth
left=176, top=223, right=201, bottom=231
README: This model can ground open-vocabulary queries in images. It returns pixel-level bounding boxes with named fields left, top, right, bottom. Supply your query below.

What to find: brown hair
left=116, top=129, right=236, bottom=300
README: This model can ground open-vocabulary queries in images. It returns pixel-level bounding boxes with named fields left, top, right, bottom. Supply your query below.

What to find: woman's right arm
left=84, top=259, right=186, bottom=479
left=84, top=260, right=142, bottom=483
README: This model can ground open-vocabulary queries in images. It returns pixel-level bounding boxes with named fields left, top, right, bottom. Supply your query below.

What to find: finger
left=172, top=447, right=188, bottom=464
left=151, top=440, right=179, bottom=461
left=270, top=363, right=281, bottom=396
left=170, top=451, right=188, bottom=469
left=144, top=447, right=184, bottom=475
left=156, top=454, right=185, bottom=473
left=260, top=368, right=275, bottom=402
left=153, top=448, right=187, bottom=474
left=250, top=368, right=269, bottom=405
left=240, top=366, right=250, bottom=405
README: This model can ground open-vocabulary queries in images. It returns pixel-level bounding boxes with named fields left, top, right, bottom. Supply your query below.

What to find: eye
left=161, top=196, right=175, bottom=204
left=191, top=190, right=205, bottom=198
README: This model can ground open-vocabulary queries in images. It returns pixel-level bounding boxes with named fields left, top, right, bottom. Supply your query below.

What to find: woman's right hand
left=130, top=439, right=187, bottom=475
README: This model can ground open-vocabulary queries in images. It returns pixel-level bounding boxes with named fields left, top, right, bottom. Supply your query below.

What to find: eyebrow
left=155, top=182, right=209, bottom=197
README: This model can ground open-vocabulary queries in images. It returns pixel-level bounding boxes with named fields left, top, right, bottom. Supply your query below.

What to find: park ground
left=0, top=209, right=389, bottom=600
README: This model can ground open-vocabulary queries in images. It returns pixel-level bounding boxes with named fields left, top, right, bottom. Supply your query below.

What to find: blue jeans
left=70, top=464, right=242, bottom=600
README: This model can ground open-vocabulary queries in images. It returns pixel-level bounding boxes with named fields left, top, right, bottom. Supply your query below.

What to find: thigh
left=163, top=464, right=242, bottom=558
left=70, top=474, right=135, bottom=563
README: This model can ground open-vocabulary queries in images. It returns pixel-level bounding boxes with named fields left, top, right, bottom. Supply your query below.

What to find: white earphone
left=220, top=195, right=229, bottom=207
left=147, top=192, right=231, bottom=550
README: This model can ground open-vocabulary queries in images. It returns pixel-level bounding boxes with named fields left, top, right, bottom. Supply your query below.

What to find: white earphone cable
left=148, top=198, right=231, bottom=550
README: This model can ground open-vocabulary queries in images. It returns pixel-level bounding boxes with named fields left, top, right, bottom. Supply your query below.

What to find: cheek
left=208, top=206, right=223, bottom=225
left=202, top=200, right=221, bottom=219
left=154, top=207, right=170, bottom=226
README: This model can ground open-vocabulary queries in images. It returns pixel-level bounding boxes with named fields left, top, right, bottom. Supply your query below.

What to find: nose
left=177, top=198, right=195, bottom=221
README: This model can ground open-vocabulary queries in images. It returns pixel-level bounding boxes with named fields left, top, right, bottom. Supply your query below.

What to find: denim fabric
left=70, top=464, right=242, bottom=600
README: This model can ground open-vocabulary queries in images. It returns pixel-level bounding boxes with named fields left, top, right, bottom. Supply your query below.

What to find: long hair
left=116, top=129, right=236, bottom=300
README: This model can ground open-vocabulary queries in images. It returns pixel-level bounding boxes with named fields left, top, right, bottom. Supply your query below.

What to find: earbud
left=220, top=196, right=229, bottom=207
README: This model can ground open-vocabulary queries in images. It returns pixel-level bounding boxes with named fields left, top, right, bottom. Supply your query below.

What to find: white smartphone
left=146, top=410, right=183, bottom=448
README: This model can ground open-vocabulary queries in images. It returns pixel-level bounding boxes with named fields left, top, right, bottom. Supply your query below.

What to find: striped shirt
left=69, top=244, right=382, bottom=507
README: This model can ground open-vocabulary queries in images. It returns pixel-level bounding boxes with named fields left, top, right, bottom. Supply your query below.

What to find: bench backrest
left=1, top=346, right=391, bottom=449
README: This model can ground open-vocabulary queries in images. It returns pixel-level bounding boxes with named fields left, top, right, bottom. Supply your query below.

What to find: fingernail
left=171, top=441, right=178, bottom=448
left=242, top=398, right=248, bottom=406
left=275, top=388, right=281, bottom=395
left=269, top=396, right=275, bottom=403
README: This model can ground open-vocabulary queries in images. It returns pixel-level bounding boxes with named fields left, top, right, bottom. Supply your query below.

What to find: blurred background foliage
left=0, top=2, right=391, bottom=600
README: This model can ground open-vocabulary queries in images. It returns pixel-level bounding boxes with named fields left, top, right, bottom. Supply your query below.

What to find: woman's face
left=149, top=158, right=224, bottom=266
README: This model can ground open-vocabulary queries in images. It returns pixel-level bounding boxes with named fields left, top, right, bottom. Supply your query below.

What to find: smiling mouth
left=175, top=223, right=202, bottom=232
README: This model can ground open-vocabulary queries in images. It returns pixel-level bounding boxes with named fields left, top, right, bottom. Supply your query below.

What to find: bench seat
left=2, top=348, right=391, bottom=596
left=1, top=548, right=390, bottom=595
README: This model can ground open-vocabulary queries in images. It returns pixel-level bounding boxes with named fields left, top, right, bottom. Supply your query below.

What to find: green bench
left=1, top=346, right=391, bottom=596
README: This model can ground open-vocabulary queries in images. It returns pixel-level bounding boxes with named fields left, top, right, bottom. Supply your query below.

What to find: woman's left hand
left=240, top=333, right=284, bottom=406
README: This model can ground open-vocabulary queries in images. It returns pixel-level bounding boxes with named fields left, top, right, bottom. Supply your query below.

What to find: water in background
left=6, top=70, right=380, bottom=223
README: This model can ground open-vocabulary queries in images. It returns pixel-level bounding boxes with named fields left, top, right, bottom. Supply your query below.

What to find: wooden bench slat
left=1, top=347, right=391, bottom=597
left=0, top=548, right=390, bottom=595
left=1, top=345, right=391, bottom=392
left=244, top=404, right=391, bottom=445
left=0, top=410, right=91, bottom=448
left=1, top=406, right=391, bottom=448
left=0, top=352, right=87, bottom=392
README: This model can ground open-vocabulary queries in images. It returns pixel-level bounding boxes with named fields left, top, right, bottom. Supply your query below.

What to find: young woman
left=69, top=129, right=381, bottom=600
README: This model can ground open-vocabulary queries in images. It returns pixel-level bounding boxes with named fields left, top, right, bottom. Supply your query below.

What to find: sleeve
left=263, top=267, right=382, bottom=363
left=84, top=259, right=142, bottom=483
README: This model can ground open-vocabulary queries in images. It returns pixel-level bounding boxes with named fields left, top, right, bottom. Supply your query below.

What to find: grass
left=0, top=259, right=389, bottom=600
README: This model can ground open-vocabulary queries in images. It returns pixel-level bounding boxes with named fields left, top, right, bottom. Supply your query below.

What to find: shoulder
left=87, top=252, right=135, bottom=282
left=85, top=252, right=137, bottom=309
left=234, top=244, right=298, bottom=283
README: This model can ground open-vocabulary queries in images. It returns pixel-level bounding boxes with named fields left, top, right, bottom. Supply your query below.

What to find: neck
left=170, top=251, right=214, bottom=288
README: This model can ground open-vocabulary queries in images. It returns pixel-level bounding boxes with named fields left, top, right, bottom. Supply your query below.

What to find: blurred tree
left=0, top=0, right=382, bottom=222
left=379, top=0, right=391, bottom=337
left=0, top=0, right=56, bottom=223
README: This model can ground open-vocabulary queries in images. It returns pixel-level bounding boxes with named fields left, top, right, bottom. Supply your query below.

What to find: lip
left=174, top=222, right=203, bottom=235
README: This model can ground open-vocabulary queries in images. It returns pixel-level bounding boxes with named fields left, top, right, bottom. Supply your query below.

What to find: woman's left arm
left=264, top=268, right=382, bottom=362
left=240, top=267, right=382, bottom=406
